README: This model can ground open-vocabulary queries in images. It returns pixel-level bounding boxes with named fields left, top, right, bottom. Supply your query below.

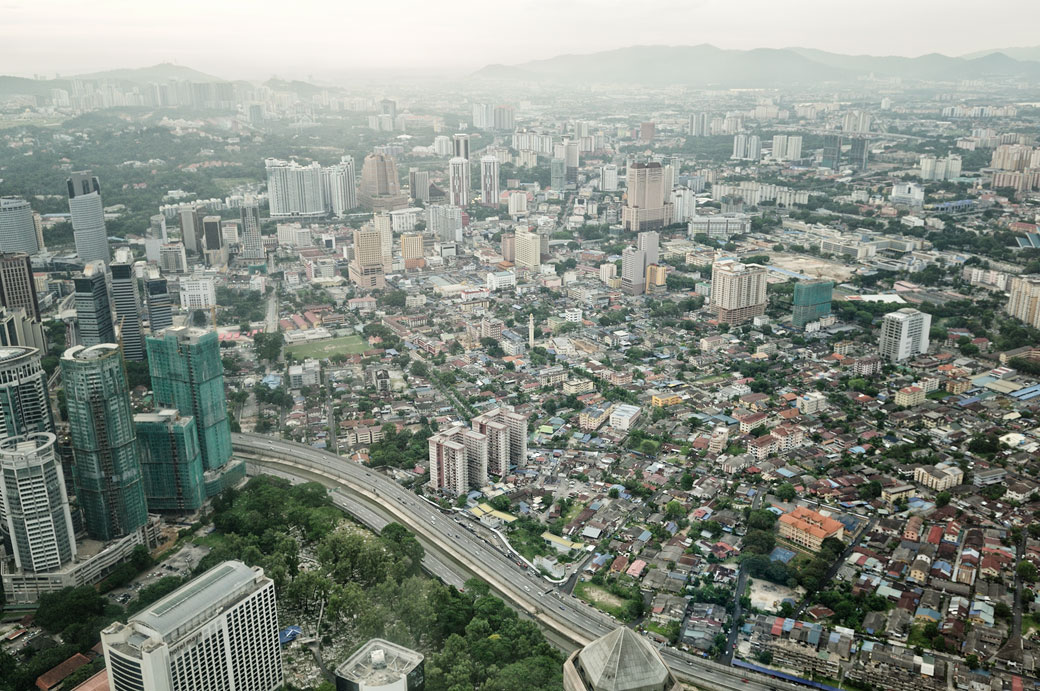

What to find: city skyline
left=3, top=0, right=1040, bottom=79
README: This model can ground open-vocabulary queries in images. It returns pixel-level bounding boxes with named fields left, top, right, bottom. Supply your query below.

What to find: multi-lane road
left=232, top=432, right=804, bottom=691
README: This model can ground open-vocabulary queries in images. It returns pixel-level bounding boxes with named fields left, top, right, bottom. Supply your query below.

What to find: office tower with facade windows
left=0, top=252, right=41, bottom=321
left=149, top=215, right=168, bottom=243
left=373, top=213, right=393, bottom=271
left=179, top=276, right=216, bottom=310
left=600, top=164, right=618, bottom=192
left=448, top=157, right=471, bottom=207
left=102, top=561, right=283, bottom=691
left=428, top=425, right=488, bottom=495
left=0, top=308, right=46, bottom=352
left=178, top=207, right=200, bottom=254
left=110, top=256, right=145, bottom=362
left=849, top=138, right=869, bottom=171
left=1006, top=275, right=1040, bottom=329
left=147, top=327, right=232, bottom=474
left=452, top=133, right=471, bottom=160
left=562, top=140, right=579, bottom=182
left=878, top=308, right=931, bottom=362
left=550, top=158, right=566, bottom=190
left=409, top=168, right=431, bottom=204
left=264, top=159, right=326, bottom=218
left=821, top=134, right=843, bottom=169
left=348, top=226, right=386, bottom=291
left=201, top=215, right=228, bottom=267
left=66, top=171, right=110, bottom=264
left=0, top=433, right=76, bottom=574
left=135, top=409, right=205, bottom=513
left=480, top=155, right=500, bottom=206
left=637, top=231, right=659, bottom=267
left=401, top=233, right=423, bottom=262
left=710, top=259, right=768, bottom=325
left=358, top=152, right=408, bottom=211
left=62, top=343, right=147, bottom=541
left=622, top=162, right=672, bottom=231
left=0, top=197, right=41, bottom=255
left=145, top=278, right=173, bottom=334
left=515, top=229, right=541, bottom=272
left=0, top=346, right=52, bottom=440
left=792, top=280, right=834, bottom=329
left=323, top=155, right=357, bottom=217
left=73, top=261, right=115, bottom=347
left=471, top=407, right=527, bottom=475
left=240, top=203, right=264, bottom=260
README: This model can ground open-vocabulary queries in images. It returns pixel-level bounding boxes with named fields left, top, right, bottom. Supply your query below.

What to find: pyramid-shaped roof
left=576, top=627, right=673, bottom=691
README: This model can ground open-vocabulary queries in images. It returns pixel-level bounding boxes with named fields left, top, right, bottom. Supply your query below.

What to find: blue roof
left=770, top=546, right=797, bottom=563
left=279, top=625, right=303, bottom=645
left=638, top=530, right=652, bottom=542
left=775, top=467, right=796, bottom=478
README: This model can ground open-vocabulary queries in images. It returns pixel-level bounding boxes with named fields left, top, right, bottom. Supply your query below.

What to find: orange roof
left=778, top=506, right=843, bottom=541
left=71, top=670, right=109, bottom=691
left=37, top=653, right=90, bottom=691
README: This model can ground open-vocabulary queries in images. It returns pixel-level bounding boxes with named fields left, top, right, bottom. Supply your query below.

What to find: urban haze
left=1, top=3, right=1040, bottom=691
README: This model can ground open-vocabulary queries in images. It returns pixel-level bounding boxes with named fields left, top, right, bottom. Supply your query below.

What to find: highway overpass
left=232, top=432, right=805, bottom=691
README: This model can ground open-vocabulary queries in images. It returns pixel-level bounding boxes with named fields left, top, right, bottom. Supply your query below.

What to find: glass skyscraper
left=61, top=343, right=147, bottom=541
left=135, top=409, right=205, bottom=512
left=792, top=280, right=834, bottom=330
left=146, top=327, right=232, bottom=472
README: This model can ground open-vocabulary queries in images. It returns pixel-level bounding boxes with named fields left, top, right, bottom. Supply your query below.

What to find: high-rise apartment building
left=731, top=134, right=761, bottom=161
left=515, top=229, right=541, bottom=272
left=348, top=226, right=386, bottom=291
left=480, top=155, right=500, bottom=207
left=264, top=159, right=326, bottom=218
left=689, top=113, right=709, bottom=137
left=0, top=252, right=41, bottom=321
left=373, top=213, right=393, bottom=271
left=239, top=203, right=264, bottom=260
left=448, top=157, right=471, bottom=207
left=145, top=278, right=173, bottom=333
left=878, top=308, right=931, bottom=362
left=147, top=327, right=232, bottom=473
left=1006, top=275, right=1040, bottom=329
left=710, top=260, right=768, bottom=325
left=471, top=408, right=528, bottom=475
left=0, top=433, right=76, bottom=574
left=323, top=155, right=357, bottom=216
left=600, top=164, right=618, bottom=192
left=621, top=248, right=647, bottom=296
left=62, top=343, right=148, bottom=541
left=66, top=171, right=111, bottom=264
left=135, top=409, right=205, bottom=512
left=427, top=205, right=463, bottom=243
left=792, top=280, right=834, bottom=330
left=0, top=345, right=51, bottom=442
left=428, top=425, right=488, bottom=495
left=110, top=257, right=145, bottom=361
left=452, top=133, right=471, bottom=160
left=358, top=152, right=408, bottom=211
left=772, top=135, right=803, bottom=162
left=0, top=197, right=41, bottom=255
left=622, top=162, right=672, bottom=231
left=102, top=561, right=283, bottom=691
left=73, top=261, right=115, bottom=347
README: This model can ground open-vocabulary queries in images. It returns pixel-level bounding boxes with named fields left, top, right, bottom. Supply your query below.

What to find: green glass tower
left=146, top=327, right=231, bottom=473
left=61, top=343, right=147, bottom=541
left=135, top=409, right=204, bottom=512
left=792, top=280, right=834, bottom=330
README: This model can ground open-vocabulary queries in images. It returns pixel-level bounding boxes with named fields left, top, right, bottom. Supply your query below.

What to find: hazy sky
left=4, top=0, right=1040, bottom=80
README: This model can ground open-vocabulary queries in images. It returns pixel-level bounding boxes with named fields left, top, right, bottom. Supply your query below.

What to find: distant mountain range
left=962, top=46, right=1040, bottom=62
left=473, top=44, right=1040, bottom=86
left=70, top=63, right=224, bottom=84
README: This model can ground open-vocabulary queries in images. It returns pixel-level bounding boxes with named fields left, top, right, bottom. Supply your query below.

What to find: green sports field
left=285, top=334, right=369, bottom=359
